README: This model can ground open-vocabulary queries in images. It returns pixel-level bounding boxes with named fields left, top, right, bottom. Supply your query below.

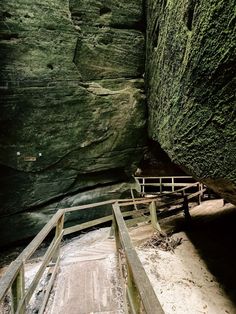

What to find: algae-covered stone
left=0, top=181, right=134, bottom=247
left=146, top=0, right=236, bottom=204
left=0, top=0, right=146, bottom=218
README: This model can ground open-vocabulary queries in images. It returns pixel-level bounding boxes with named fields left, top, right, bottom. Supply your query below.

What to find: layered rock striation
left=0, top=0, right=146, bottom=217
left=1, top=0, right=235, bottom=246
left=146, top=0, right=236, bottom=204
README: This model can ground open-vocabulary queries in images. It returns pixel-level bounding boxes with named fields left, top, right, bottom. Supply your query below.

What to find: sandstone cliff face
left=147, top=0, right=236, bottom=204
left=0, top=0, right=146, bottom=216
left=1, top=0, right=235, bottom=246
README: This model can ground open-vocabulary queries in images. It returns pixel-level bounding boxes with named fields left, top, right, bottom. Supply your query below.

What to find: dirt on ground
left=137, top=232, right=235, bottom=314
left=134, top=200, right=236, bottom=314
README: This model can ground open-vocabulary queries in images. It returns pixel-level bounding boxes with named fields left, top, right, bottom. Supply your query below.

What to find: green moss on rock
left=147, top=0, right=236, bottom=204
left=0, top=0, right=146, bottom=215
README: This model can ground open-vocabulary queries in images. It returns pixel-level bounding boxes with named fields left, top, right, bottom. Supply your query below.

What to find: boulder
left=0, top=0, right=146, bottom=216
left=146, top=0, right=236, bottom=204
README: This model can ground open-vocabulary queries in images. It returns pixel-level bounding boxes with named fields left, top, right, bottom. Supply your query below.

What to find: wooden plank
left=113, top=203, right=164, bottom=314
left=16, top=231, right=63, bottom=313
left=120, top=198, right=159, bottom=207
left=0, top=177, right=203, bottom=308
left=135, top=176, right=192, bottom=179
left=130, top=188, right=138, bottom=211
left=53, top=213, right=64, bottom=263
left=138, top=182, right=196, bottom=187
left=64, top=210, right=144, bottom=236
left=120, top=197, right=183, bottom=208
left=187, top=189, right=206, bottom=200
left=126, top=263, right=141, bottom=313
left=38, top=256, right=60, bottom=314
left=198, top=183, right=203, bottom=205
left=65, top=200, right=118, bottom=213
left=0, top=209, right=64, bottom=303
left=65, top=182, right=199, bottom=214
left=120, top=183, right=200, bottom=207
left=111, top=210, right=145, bottom=237
left=64, top=197, right=151, bottom=213
left=172, top=177, right=174, bottom=192
left=114, top=213, right=121, bottom=253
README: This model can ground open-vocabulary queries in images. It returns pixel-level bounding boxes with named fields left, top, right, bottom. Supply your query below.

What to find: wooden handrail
left=120, top=182, right=201, bottom=207
left=64, top=196, right=156, bottom=213
left=16, top=231, right=64, bottom=313
left=135, top=176, right=197, bottom=196
left=0, top=177, right=205, bottom=313
left=0, top=209, right=64, bottom=303
left=112, top=203, right=164, bottom=313
left=135, top=176, right=192, bottom=179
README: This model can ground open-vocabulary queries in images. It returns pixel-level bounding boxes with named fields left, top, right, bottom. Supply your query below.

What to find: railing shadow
left=185, top=205, right=236, bottom=306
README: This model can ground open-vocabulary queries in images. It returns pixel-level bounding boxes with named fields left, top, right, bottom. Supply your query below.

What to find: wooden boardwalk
left=46, top=222, right=161, bottom=314
left=0, top=177, right=211, bottom=314
left=46, top=230, right=125, bottom=314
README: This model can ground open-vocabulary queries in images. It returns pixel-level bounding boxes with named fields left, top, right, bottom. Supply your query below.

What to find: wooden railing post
left=172, top=177, right=174, bottom=192
left=130, top=188, right=138, bottom=211
left=198, top=183, right=202, bottom=205
left=11, top=264, right=25, bottom=314
left=159, top=178, right=162, bottom=194
left=109, top=220, right=115, bottom=238
left=182, top=192, right=191, bottom=223
left=52, top=212, right=64, bottom=263
left=113, top=202, right=164, bottom=314
left=149, top=201, right=162, bottom=232
left=112, top=209, right=121, bottom=252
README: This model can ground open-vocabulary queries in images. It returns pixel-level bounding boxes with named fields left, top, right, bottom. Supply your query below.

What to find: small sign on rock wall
left=24, top=156, right=37, bottom=162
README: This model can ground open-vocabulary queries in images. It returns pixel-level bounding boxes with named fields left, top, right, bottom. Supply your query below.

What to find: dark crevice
left=187, top=7, right=194, bottom=31
left=70, top=11, right=84, bottom=26
left=100, top=7, right=112, bottom=16
left=150, top=13, right=159, bottom=48
left=1, top=11, right=12, bottom=19
left=45, top=25, right=56, bottom=31
left=162, top=0, right=167, bottom=10
left=210, top=59, right=236, bottom=88
left=24, top=13, right=31, bottom=18
left=85, top=75, right=144, bottom=82
left=153, top=24, right=159, bottom=47
left=71, top=11, right=84, bottom=19
left=47, top=63, right=54, bottom=70
left=133, top=20, right=146, bottom=32
left=185, top=0, right=197, bottom=31
left=100, top=21, right=145, bottom=33
left=0, top=33, right=19, bottom=40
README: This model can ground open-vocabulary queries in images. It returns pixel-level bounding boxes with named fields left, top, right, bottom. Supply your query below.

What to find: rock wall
left=0, top=0, right=146, bottom=217
left=146, top=0, right=236, bottom=204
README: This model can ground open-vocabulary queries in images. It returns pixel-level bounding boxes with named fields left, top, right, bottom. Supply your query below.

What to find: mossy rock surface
left=0, top=0, right=146, bottom=216
left=146, top=0, right=236, bottom=204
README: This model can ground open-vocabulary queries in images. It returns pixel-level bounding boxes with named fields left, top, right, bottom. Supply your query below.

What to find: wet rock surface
left=146, top=0, right=236, bottom=204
